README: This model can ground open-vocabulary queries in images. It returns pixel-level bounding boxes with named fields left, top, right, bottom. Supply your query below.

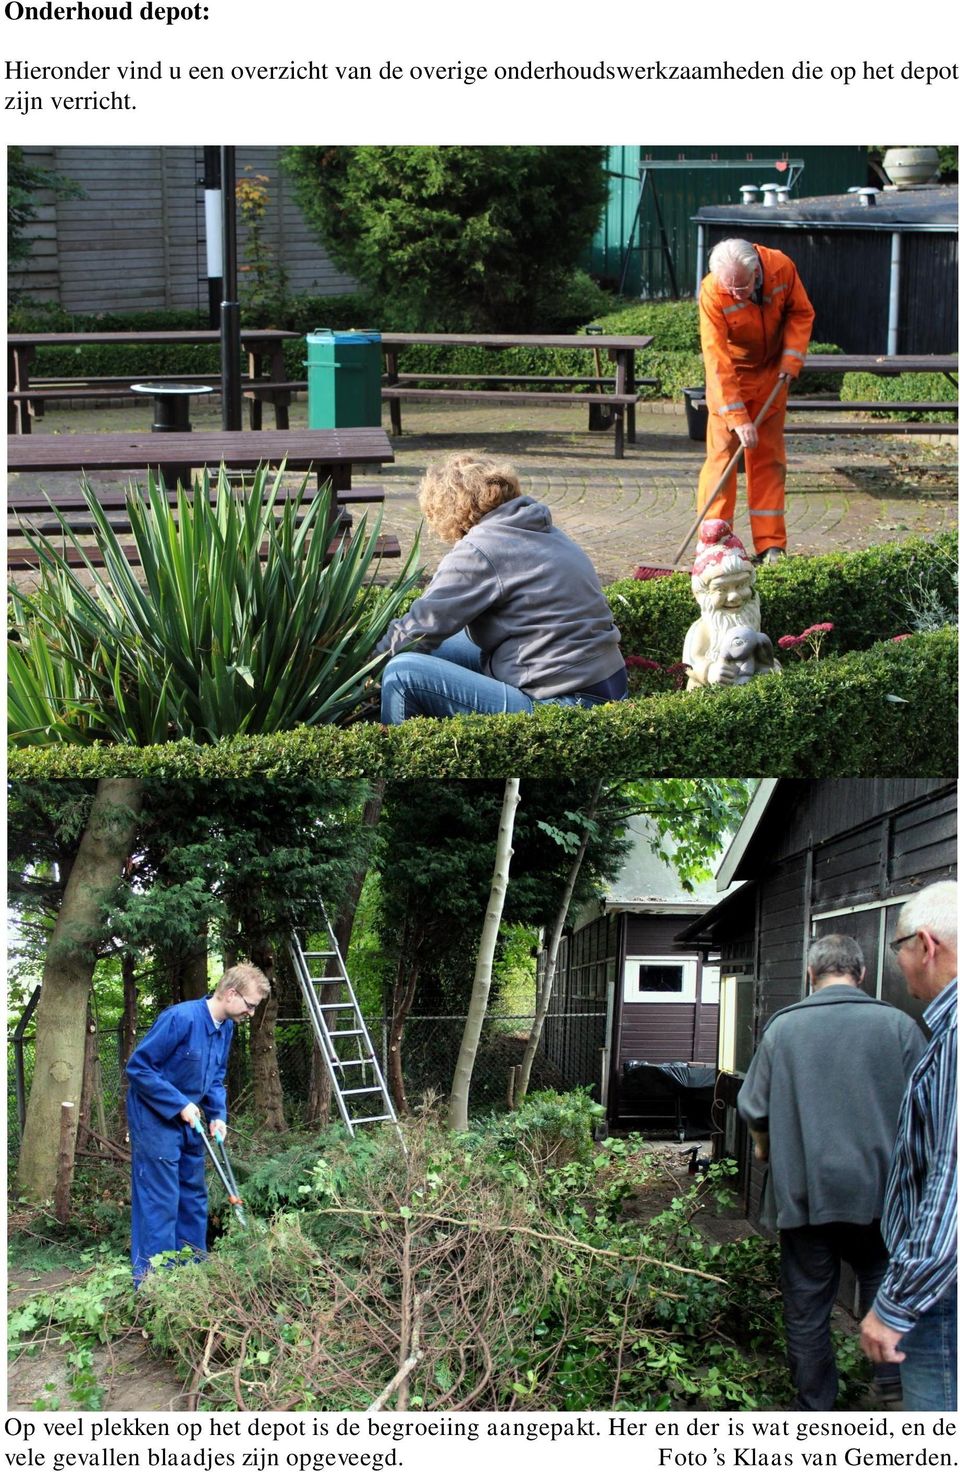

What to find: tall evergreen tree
left=283, top=146, right=609, bottom=331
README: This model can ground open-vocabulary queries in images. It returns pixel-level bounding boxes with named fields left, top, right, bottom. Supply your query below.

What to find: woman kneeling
left=377, top=453, right=627, bottom=723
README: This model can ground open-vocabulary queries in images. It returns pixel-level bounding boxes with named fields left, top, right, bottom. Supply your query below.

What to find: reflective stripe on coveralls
left=697, top=244, right=815, bottom=554
left=698, top=383, right=789, bottom=555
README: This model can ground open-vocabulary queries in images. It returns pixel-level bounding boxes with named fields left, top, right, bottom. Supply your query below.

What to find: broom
left=633, top=375, right=788, bottom=580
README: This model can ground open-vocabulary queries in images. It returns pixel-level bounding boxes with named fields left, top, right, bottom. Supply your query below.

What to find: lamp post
left=220, top=145, right=243, bottom=431
left=200, top=146, right=223, bottom=329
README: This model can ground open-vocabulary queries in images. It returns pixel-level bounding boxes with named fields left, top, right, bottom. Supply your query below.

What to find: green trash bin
left=306, top=329, right=382, bottom=428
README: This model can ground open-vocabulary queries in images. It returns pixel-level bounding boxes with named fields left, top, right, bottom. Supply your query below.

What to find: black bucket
left=588, top=401, right=615, bottom=432
left=682, top=387, right=708, bottom=442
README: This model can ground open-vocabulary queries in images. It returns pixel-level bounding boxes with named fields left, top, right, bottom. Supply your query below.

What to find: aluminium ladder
left=287, top=916, right=399, bottom=1138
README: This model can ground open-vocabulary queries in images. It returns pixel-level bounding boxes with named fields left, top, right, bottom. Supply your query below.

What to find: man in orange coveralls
left=697, top=238, right=815, bottom=565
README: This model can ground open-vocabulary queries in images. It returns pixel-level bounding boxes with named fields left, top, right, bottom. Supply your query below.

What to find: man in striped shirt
left=859, top=880, right=957, bottom=1411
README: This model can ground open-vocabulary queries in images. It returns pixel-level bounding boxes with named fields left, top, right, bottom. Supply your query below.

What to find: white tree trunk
left=515, top=780, right=603, bottom=1107
left=446, top=779, right=521, bottom=1132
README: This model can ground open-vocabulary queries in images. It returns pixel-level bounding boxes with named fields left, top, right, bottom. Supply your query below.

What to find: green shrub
left=840, top=370, right=958, bottom=422
left=283, top=146, right=610, bottom=333
left=8, top=470, right=421, bottom=746
left=13, top=294, right=850, bottom=412
left=10, top=628, right=956, bottom=781
left=30, top=342, right=225, bottom=381
left=593, top=298, right=701, bottom=350
left=468, top=1087, right=604, bottom=1170
left=612, top=531, right=957, bottom=663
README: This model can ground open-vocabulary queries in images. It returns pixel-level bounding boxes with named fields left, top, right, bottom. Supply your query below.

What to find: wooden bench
left=687, top=395, right=957, bottom=436
left=7, top=427, right=397, bottom=542
left=7, top=452, right=399, bottom=573
left=8, top=483, right=385, bottom=536
left=391, top=372, right=660, bottom=388
left=8, top=328, right=298, bottom=434
left=8, top=375, right=308, bottom=431
left=9, top=530, right=401, bottom=574
left=380, top=331, right=654, bottom=459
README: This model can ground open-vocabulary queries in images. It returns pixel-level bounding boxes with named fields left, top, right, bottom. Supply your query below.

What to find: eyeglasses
left=722, top=277, right=757, bottom=298
left=233, top=991, right=259, bottom=1012
left=889, top=932, right=917, bottom=956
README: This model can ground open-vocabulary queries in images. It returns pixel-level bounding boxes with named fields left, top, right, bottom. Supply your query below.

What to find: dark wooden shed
left=541, top=818, right=723, bottom=1132
left=676, top=778, right=956, bottom=1228
left=693, top=186, right=958, bottom=354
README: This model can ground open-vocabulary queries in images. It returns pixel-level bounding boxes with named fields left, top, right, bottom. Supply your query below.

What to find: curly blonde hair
left=418, top=454, right=521, bottom=543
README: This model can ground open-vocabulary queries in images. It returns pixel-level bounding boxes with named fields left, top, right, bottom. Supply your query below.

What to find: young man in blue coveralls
left=125, top=962, right=271, bottom=1284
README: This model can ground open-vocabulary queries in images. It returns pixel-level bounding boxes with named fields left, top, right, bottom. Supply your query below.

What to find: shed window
left=624, top=956, right=697, bottom=1003
left=718, top=974, right=755, bottom=1074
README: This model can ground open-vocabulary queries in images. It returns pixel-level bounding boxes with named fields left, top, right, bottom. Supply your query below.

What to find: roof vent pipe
left=761, top=183, right=779, bottom=206
left=858, top=187, right=879, bottom=207
left=776, top=186, right=791, bottom=205
left=740, top=184, right=761, bottom=204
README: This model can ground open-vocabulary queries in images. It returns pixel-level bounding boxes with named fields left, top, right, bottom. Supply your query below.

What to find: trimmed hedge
left=8, top=629, right=956, bottom=781
left=840, top=371, right=957, bottom=424
left=613, top=532, right=957, bottom=666
left=18, top=296, right=849, bottom=406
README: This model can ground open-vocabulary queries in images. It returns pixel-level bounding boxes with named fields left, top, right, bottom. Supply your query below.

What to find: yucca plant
left=8, top=466, right=421, bottom=746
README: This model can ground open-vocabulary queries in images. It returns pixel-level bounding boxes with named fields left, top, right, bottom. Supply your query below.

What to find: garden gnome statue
left=682, top=520, right=780, bottom=690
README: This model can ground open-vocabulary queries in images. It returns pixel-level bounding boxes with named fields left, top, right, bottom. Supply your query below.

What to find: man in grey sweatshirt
left=376, top=455, right=626, bottom=722
left=737, top=933, right=926, bottom=1409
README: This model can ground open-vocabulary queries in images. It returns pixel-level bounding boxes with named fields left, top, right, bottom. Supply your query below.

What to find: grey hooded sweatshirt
left=376, top=496, right=624, bottom=699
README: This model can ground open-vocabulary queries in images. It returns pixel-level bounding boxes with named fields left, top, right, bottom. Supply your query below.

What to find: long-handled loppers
left=192, top=1117, right=247, bottom=1227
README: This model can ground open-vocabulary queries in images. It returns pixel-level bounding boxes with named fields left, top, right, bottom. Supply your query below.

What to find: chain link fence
left=8, top=1009, right=605, bottom=1156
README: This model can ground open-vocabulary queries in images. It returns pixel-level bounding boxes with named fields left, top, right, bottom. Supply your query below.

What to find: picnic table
left=688, top=354, right=958, bottom=437
left=7, top=328, right=299, bottom=434
left=379, top=332, right=655, bottom=459
left=803, top=353, right=958, bottom=382
left=7, top=427, right=400, bottom=571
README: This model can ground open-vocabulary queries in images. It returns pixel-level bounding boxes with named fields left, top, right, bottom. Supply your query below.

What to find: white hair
left=709, top=238, right=759, bottom=279
left=897, top=880, right=958, bottom=947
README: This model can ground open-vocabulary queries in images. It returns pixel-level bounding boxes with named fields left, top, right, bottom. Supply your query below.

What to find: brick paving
left=10, top=397, right=956, bottom=586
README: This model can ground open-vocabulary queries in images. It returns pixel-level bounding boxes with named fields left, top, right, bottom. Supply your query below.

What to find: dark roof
left=693, top=185, right=957, bottom=233
left=675, top=880, right=756, bottom=947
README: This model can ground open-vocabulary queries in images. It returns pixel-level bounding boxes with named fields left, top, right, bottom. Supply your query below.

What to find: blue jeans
left=379, top=632, right=625, bottom=723
left=898, top=1287, right=958, bottom=1411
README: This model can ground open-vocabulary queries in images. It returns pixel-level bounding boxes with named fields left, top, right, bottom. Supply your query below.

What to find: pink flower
left=802, top=622, right=834, bottom=636
left=625, top=655, right=663, bottom=671
left=778, top=634, right=802, bottom=649
left=890, top=633, right=913, bottom=642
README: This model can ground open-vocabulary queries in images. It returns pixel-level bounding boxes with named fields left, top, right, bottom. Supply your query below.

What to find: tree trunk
left=181, top=925, right=210, bottom=1000
left=53, top=1102, right=77, bottom=1224
left=387, top=956, right=419, bottom=1118
left=515, top=779, right=602, bottom=1108
left=447, top=779, right=521, bottom=1132
left=118, top=950, right=138, bottom=1137
left=77, top=1007, right=98, bottom=1145
left=306, top=1036, right=330, bottom=1126
left=249, top=941, right=287, bottom=1132
left=17, top=779, right=143, bottom=1201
